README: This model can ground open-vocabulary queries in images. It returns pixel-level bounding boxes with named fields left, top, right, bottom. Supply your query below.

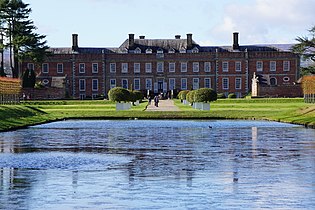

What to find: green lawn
left=0, top=98, right=314, bottom=131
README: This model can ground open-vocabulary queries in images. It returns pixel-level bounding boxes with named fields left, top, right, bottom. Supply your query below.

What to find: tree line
left=0, top=0, right=48, bottom=78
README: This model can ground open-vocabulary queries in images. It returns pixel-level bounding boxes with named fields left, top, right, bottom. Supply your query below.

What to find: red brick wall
left=258, top=84, right=303, bottom=97
left=22, top=87, right=66, bottom=100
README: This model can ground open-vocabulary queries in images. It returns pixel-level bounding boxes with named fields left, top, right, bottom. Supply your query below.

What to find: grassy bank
left=0, top=98, right=314, bottom=131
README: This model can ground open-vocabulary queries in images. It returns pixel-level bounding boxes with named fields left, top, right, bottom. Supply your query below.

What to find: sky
left=25, top=0, right=315, bottom=48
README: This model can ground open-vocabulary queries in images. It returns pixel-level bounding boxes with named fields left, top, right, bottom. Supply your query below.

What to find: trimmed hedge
left=194, top=88, right=217, bottom=103
left=108, top=87, right=130, bottom=102
left=178, top=90, right=190, bottom=100
left=186, top=90, right=196, bottom=103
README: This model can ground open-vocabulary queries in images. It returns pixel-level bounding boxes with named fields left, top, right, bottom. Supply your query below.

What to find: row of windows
left=29, top=63, right=100, bottom=74
left=256, top=60, right=290, bottom=72
left=78, top=76, right=288, bottom=93
left=110, top=62, right=211, bottom=73
left=108, top=77, right=243, bottom=91
left=131, top=46, right=199, bottom=54
left=79, top=79, right=99, bottom=91
left=28, top=60, right=291, bottom=74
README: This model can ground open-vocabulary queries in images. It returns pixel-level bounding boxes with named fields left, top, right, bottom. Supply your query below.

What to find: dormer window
left=179, top=47, right=186, bottom=53
left=192, top=47, right=199, bottom=53
left=157, top=48, right=164, bottom=54
left=146, top=48, right=152, bottom=54
left=134, top=47, right=141, bottom=54
left=168, top=48, right=175, bottom=53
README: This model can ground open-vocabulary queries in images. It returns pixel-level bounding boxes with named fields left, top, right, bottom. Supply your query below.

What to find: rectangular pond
left=0, top=120, right=315, bottom=209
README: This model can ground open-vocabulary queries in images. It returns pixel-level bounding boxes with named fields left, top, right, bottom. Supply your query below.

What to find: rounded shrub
left=186, top=90, right=196, bottom=104
left=108, top=87, right=130, bottom=102
left=194, top=88, right=217, bottom=103
left=228, top=93, right=237, bottom=99
left=178, top=90, right=190, bottom=100
left=133, top=90, right=143, bottom=102
left=217, top=93, right=226, bottom=99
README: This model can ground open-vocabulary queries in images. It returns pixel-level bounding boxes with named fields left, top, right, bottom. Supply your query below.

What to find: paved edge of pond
left=146, top=99, right=180, bottom=111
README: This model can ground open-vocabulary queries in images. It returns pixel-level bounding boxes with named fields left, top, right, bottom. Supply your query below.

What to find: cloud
left=210, top=0, right=315, bottom=44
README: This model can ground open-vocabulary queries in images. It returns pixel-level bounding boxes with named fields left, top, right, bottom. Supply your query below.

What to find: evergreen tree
left=0, top=0, right=49, bottom=78
left=292, top=26, right=315, bottom=76
left=21, top=67, right=35, bottom=88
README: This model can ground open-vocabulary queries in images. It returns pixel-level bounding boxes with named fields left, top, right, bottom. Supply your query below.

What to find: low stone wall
left=22, top=87, right=66, bottom=100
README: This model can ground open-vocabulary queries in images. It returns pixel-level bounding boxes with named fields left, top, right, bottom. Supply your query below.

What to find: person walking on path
left=154, top=95, right=159, bottom=107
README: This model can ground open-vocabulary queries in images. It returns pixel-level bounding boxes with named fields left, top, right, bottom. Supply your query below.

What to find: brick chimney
left=72, top=34, right=78, bottom=51
left=175, top=35, right=181, bottom=39
left=139, top=35, right=145, bottom=39
left=233, top=32, right=239, bottom=50
left=129, top=34, right=135, bottom=49
left=187, top=33, right=193, bottom=49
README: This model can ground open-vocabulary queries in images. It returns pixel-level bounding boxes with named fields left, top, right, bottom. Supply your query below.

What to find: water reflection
left=0, top=120, right=315, bottom=209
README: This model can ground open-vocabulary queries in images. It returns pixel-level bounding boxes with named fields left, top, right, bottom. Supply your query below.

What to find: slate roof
left=48, top=38, right=295, bottom=54
left=118, top=38, right=198, bottom=53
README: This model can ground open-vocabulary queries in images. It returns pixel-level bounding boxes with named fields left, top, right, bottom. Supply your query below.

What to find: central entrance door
left=158, top=79, right=163, bottom=93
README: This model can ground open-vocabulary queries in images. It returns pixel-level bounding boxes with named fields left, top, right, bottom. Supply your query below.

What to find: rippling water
left=0, top=120, right=314, bottom=209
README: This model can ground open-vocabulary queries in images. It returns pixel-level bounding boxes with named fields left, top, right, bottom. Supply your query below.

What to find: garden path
left=146, top=99, right=180, bottom=111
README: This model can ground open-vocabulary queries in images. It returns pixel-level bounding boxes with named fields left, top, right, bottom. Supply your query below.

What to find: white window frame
left=122, top=63, right=128, bottom=73
left=146, top=78, right=152, bottom=90
left=193, top=78, right=199, bottom=90
left=79, top=63, right=85, bottom=73
left=169, top=78, right=175, bottom=90
left=235, top=61, right=241, bottom=72
left=57, top=63, right=63, bottom=74
left=169, top=62, right=175, bottom=72
left=193, top=62, right=199, bottom=72
left=181, top=78, right=187, bottom=90
left=204, top=62, right=211, bottom=72
left=222, top=61, right=229, bottom=72
left=235, top=78, right=242, bottom=90
left=145, top=63, right=152, bottom=73
left=192, top=47, right=199, bottom=53
left=157, top=62, right=164, bottom=73
left=134, top=63, right=140, bottom=73
left=42, top=63, right=49, bottom=73
left=270, top=61, right=276, bottom=72
left=134, top=78, right=140, bottom=90
left=122, top=79, right=128, bottom=89
left=146, top=48, right=152, bottom=54
left=283, top=61, right=290, bottom=72
left=92, top=63, right=98, bottom=73
left=222, top=78, right=229, bottom=90
left=256, top=61, right=263, bottom=72
left=181, top=62, right=187, bottom=72
left=92, top=79, right=98, bottom=91
left=204, top=78, right=211, bottom=88
left=110, top=79, right=116, bottom=89
left=79, top=79, right=86, bottom=91
left=110, top=63, right=116, bottom=73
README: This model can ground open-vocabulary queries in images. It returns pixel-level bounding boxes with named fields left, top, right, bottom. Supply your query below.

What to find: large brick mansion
left=22, top=32, right=301, bottom=99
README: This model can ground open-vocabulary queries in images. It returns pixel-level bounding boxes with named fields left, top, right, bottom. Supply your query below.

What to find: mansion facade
left=22, top=32, right=300, bottom=99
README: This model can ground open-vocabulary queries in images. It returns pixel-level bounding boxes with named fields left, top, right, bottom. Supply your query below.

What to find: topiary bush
left=178, top=90, right=190, bottom=100
left=108, top=87, right=130, bottom=102
left=133, top=90, right=143, bottom=102
left=228, top=93, right=237, bottom=99
left=186, top=90, right=196, bottom=104
left=194, top=88, right=217, bottom=103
